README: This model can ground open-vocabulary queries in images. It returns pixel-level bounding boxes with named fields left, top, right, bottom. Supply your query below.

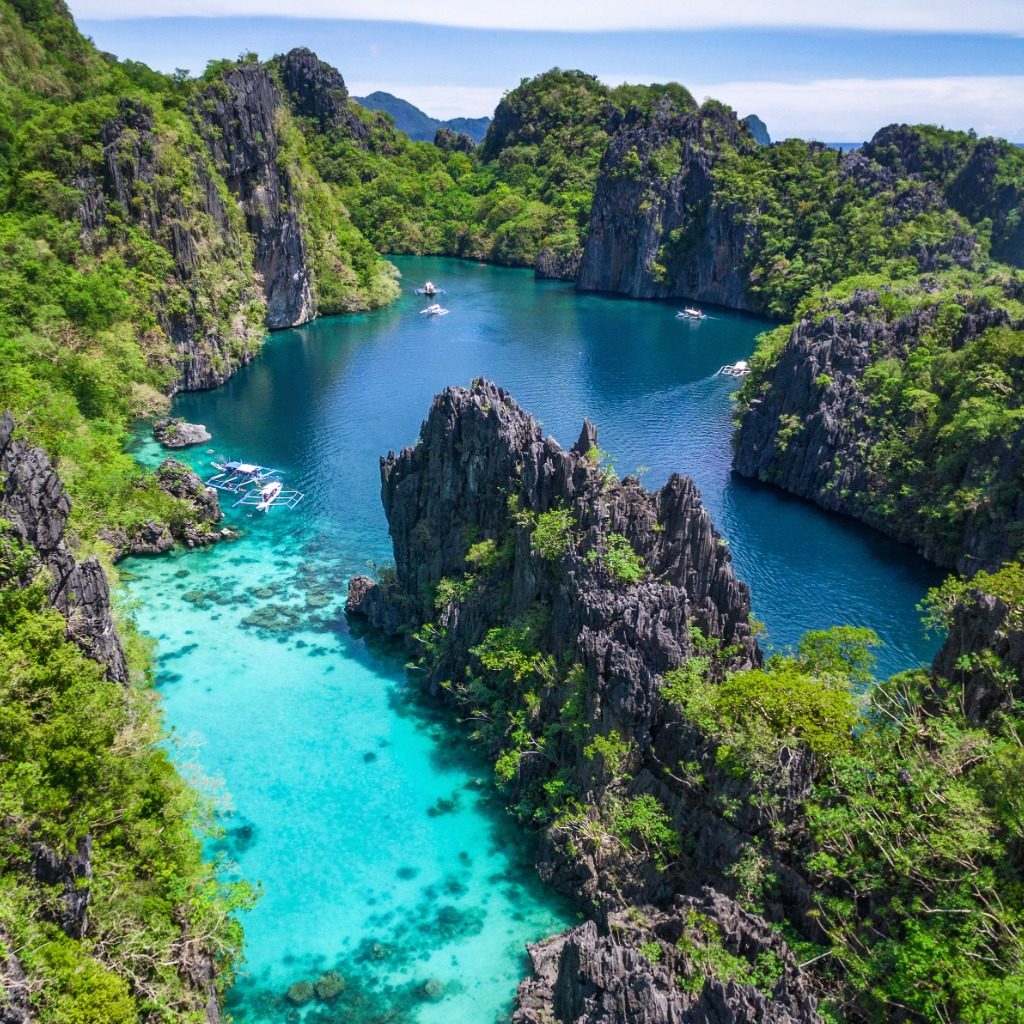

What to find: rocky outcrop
left=75, top=97, right=264, bottom=392
left=433, top=125, right=475, bottom=153
left=196, top=64, right=316, bottom=329
left=0, top=929, right=31, bottom=1024
left=101, top=458, right=229, bottom=561
left=932, top=586, right=1024, bottom=723
left=948, top=139, right=1024, bottom=268
left=0, top=412, right=127, bottom=682
left=577, top=99, right=758, bottom=310
left=865, top=124, right=1024, bottom=269
left=153, top=417, right=212, bottom=449
left=515, top=891, right=817, bottom=1024
left=732, top=290, right=1021, bottom=572
left=275, top=47, right=370, bottom=143
left=347, top=381, right=819, bottom=1023
left=535, top=244, right=583, bottom=281
left=30, top=836, right=93, bottom=940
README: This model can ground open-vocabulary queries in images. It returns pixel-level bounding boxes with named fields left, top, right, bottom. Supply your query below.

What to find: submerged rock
left=285, top=980, right=314, bottom=1006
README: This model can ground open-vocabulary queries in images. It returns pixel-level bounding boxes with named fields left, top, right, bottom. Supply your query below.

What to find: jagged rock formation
left=732, top=289, right=1022, bottom=572
left=347, top=381, right=820, bottom=1023
left=433, top=125, right=475, bottom=153
left=932, top=584, right=1024, bottom=722
left=153, top=417, right=212, bottom=449
left=30, top=837, right=93, bottom=940
left=195, top=64, right=316, bottom=330
left=275, top=47, right=369, bottom=142
left=0, top=928, right=31, bottom=1024
left=577, top=99, right=758, bottom=309
left=0, top=412, right=127, bottom=682
left=514, top=891, right=817, bottom=1024
left=101, top=458, right=228, bottom=561
left=75, top=97, right=264, bottom=392
left=865, top=124, right=1024, bottom=268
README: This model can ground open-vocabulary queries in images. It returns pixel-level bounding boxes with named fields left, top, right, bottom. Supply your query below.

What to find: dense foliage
left=0, top=526, right=252, bottom=1020
left=735, top=267, right=1024, bottom=567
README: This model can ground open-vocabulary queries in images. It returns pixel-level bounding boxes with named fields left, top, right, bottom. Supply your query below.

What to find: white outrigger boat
left=414, top=281, right=445, bottom=297
left=676, top=307, right=707, bottom=321
left=717, top=360, right=750, bottom=377
left=204, top=460, right=303, bottom=510
left=419, top=302, right=450, bottom=316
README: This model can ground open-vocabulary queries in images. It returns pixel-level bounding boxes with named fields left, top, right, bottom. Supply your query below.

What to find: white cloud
left=666, top=75, right=1024, bottom=141
left=67, top=0, right=1024, bottom=34
left=348, top=82, right=504, bottom=119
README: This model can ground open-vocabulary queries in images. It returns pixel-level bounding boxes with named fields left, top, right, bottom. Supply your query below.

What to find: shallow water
left=124, top=256, right=941, bottom=1022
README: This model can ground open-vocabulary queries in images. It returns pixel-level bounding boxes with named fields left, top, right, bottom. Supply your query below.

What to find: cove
left=123, top=256, right=942, bottom=1022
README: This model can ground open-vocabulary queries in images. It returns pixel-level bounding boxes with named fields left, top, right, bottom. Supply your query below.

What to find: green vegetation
left=531, top=505, right=575, bottom=561
left=586, top=531, right=646, bottom=584
left=611, top=794, right=680, bottom=869
left=675, top=909, right=783, bottom=995
left=737, top=271, right=1024, bottom=567
left=0, top=528, right=252, bottom=1019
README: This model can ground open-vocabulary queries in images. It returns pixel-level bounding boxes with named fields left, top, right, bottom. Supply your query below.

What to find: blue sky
left=72, top=3, right=1024, bottom=141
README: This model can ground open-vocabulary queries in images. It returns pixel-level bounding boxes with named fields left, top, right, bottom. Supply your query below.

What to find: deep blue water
left=123, top=256, right=941, bottom=1023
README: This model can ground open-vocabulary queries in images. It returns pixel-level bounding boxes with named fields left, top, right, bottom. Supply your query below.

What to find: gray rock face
left=535, top=244, right=583, bottom=281
left=196, top=64, right=316, bottom=330
left=933, top=587, right=1024, bottom=723
left=865, top=124, right=1024, bottom=268
left=432, top=125, right=475, bottom=154
left=0, top=928, right=31, bottom=1024
left=30, top=836, right=93, bottom=940
left=578, top=99, right=758, bottom=310
left=75, top=98, right=263, bottom=393
left=153, top=417, right=212, bottom=449
left=731, top=291, right=1020, bottom=572
left=347, top=381, right=820, bottom=1023
left=515, top=891, right=818, bottom=1024
left=275, top=47, right=366, bottom=140
left=741, top=114, right=771, bottom=146
left=100, top=458, right=227, bottom=561
left=0, top=412, right=127, bottom=682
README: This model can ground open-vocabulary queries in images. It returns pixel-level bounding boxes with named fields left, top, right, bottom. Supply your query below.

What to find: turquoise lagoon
left=123, top=256, right=941, bottom=1022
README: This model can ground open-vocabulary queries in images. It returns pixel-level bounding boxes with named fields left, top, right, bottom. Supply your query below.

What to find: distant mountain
left=354, top=91, right=491, bottom=144
left=741, top=113, right=771, bottom=145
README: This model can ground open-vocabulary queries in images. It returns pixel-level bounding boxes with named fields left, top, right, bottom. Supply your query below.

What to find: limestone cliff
left=0, top=411, right=127, bottom=681
left=577, top=98, right=757, bottom=309
left=347, top=381, right=820, bottom=1023
left=864, top=124, right=1024, bottom=268
left=932, top=582, right=1024, bottom=723
left=75, top=96, right=264, bottom=392
left=195, top=64, right=316, bottom=330
left=732, top=285, right=1023, bottom=573
left=0, top=410, right=223, bottom=1021
left=275, top=47, right=369, bottom=142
